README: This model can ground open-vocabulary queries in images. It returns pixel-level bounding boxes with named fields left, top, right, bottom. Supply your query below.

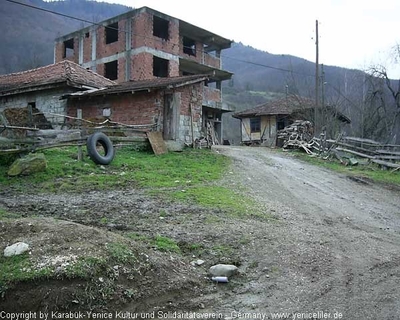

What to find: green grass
left=106, top=242, right=136, bottom=265
left=125, top=233, right=180, bottom=253
left=154, top=236, right=180, bottom=253
left=0, top=208, right=21, bottom=220
left=64, top=256, right=107, bottom=279
left=0, top=147, right=230, bottom=192
left=290, top=151, right=400, bottom=185
left=0, top=253, right=52, bottom=287
left=0, top=146, right=274, bottom=219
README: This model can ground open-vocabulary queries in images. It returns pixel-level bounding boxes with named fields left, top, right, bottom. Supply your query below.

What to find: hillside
left=0, top=0, right=130, bottom=74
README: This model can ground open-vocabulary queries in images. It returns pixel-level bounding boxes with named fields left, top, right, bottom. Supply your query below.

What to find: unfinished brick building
left=54, top=6, right=233, bottom=143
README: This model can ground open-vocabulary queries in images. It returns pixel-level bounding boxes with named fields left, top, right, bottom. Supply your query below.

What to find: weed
left=154, top=236, right=180, bottom=253
left=126, top=233, right=150, bottom=242
left=212, top=244, right=234, bottom=256
left=65, top=256, right=107, bottom=279
left=106, top=243, right=136, bottom=265
left=0, top=253, right=52, bottom=286
left=100, top=217, right=108, bottom=225
left=0, top=208, right=21, bottom=220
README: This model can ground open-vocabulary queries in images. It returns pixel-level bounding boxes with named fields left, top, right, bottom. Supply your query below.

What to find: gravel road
left=207, top=146, right=400, bottom=319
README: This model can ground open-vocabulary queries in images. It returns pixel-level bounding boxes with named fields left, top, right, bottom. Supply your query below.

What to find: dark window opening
left=105, top=60, right=118, bottom=80
left=153, top=56, right=168, bottom=77
left=277, top=119, right=285, bottom=130
left=153, top=16, right=169, bottom=40
left=250, top=118, right=261, bottom=133
left=85, top=32, right=90, bottom=38
left=63, top=38, right=74, bottom=58
left=182, top=71, right=194, bottom=76
left=183, top=37, right=196, bottom=56
left=105, top=22, right=118, bottom=44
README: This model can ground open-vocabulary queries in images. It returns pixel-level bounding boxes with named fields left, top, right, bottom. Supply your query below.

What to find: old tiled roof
left=233, top=95, right=315, bottom=118
left=0, top=60, right=116, bottom=96
left=66, top=74, right=209, bottom=98
left=233, top=95, right=351, bottom=123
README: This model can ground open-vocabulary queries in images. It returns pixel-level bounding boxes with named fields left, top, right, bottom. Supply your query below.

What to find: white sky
left=99, top=0, right=400, bottom=77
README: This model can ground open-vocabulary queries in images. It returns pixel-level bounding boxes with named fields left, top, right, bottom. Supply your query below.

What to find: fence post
left=77, top=109, right=83, bottom=161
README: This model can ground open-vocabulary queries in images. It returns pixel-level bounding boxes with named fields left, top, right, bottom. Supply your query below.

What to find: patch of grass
left=0, top=253, right=52, bottom=287
left=212, top=244, right=234, bottom=256
left=0, top=208, right=21, bottom=219
left=154, top=236, right=180, bottom=253
left=0, top=147, right=230, bottom=193
left=290, top=151, right=400, bottom=186
left=171, top=185, right=275, bottom=221
left=65, top=256, right=107, bottom=279
left=126, top=232, right=150, bottom=242
left=106, top=242, right=136, bottom=265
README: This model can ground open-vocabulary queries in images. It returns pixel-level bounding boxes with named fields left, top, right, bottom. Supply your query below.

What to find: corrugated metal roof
left=66, top=74, right=208, bottom=98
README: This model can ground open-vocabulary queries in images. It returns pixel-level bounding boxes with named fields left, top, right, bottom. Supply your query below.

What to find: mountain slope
left=0, top=0, right=130, bottom=74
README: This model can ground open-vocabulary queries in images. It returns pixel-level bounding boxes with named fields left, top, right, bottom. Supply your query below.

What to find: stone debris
left=209, top=264, right=238, bottom=277
left=4, top=242, right=30, bottom=257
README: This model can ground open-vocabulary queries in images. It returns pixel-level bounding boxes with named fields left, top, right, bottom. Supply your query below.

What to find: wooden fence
left=314, top=135, right=400, bottom=170
left=0, top=111, right=157, bottom=156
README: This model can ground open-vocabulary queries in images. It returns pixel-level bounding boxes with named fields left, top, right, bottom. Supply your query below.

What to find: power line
left=4, top=0, right=120, bottom=31
left=5, top=0, right=315, bottom=78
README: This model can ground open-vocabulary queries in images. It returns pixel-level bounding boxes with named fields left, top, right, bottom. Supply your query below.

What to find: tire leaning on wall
left=86, top=132, right=115, bottom=165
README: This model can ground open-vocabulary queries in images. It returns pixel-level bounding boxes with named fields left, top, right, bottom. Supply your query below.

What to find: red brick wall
left=96, top=20, right=126, bottom=59
left=83, top=32, right=92, bottom=63
left=67, top=83, right=204, bottom=136
left=132, top=12, right=179, bottom=55
left=68, top=91, right=163, bottom=126
left=131, top=52, right=154, bottom=80
left=54, top=37, right=79, bottom=64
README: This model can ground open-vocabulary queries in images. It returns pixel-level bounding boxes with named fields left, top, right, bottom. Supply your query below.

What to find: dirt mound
left=0, top=217, right=205, bottom=312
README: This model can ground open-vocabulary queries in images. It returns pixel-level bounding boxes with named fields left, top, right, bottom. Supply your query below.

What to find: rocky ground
left=1, top=146, right=400, bottom=319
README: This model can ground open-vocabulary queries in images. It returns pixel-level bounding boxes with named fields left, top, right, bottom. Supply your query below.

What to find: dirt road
left=1, top=146, right=400, bottom=319
left=208, top=146, right=400, bottom=319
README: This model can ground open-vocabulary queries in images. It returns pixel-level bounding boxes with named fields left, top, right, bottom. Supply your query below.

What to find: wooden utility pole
left=315, top=20, right=319, bottom=134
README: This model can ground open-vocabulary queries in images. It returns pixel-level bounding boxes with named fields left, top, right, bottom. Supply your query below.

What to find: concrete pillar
left=91, top=26, right=97, bottom=72
left=125, top=18, right=132, bottom=81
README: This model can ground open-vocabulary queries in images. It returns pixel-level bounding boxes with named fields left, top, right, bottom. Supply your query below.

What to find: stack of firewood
left=277, top=120, right=314, bottom=153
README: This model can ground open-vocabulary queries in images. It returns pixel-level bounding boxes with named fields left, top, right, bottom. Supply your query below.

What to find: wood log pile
left=278, top=120, right=400, bottom=171
left=277, top=120, right=315, bottom=154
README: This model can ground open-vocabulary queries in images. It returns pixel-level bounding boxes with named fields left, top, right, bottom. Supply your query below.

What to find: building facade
left=54, top=6, right=233, bottom=143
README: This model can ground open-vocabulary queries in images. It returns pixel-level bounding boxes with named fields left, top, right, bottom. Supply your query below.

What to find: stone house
left=0, top=60, right=115, bottom=128
left=233, top=95, right=351, bottom=146
left=54, top=6, right=233, bottom=143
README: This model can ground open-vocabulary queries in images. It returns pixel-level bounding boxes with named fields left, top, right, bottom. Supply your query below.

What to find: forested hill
left=0, top=0, right=130, bottom=74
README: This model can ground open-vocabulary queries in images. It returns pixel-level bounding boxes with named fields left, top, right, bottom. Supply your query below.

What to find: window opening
left=105, top=60, right=118, bottom=80
left=63, top=38, right=74, bottom=58
left=183, top=37, right=196, bottom=56
left=105, top=22, right=118, bottom=44
left=153, top=56, right=168, bottom=77
left=153, top=16, right=169, bottom=40
left=250, top=118, right=261, bottom=133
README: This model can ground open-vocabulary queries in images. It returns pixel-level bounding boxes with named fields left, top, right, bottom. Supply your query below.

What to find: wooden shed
left=232, top=95, right=350, bottom=147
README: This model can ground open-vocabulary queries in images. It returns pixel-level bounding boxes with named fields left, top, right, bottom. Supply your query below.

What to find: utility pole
left=315, top=20, right=319, bottom=135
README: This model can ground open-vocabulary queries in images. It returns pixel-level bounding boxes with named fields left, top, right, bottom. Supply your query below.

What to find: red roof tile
left=0, top=60, right=116, bottom=96
left=233, top=95, right=315, bottom=118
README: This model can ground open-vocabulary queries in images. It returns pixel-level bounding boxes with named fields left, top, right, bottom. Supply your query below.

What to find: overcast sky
left=98, top=0, right=400, bottom=77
